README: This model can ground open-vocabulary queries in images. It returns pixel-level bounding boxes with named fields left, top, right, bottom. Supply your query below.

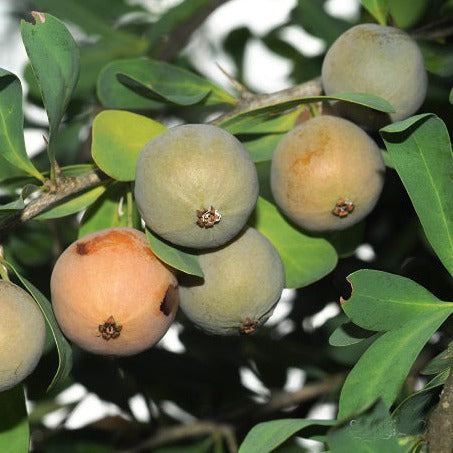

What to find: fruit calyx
left=332, top=198, right=355, bottom=218
left=98, top=316, right=122, bottom=340
left=196, top=206, right=222, bottom=228
left=239, top=317, right=258, bottom=335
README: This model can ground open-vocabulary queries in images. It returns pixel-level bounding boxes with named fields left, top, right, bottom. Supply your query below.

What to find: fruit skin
left=321, top=23, right=427, bottom=129
left=270, top=115, right=385, bottom=232
left=0, top=280, right=46, bottom=391
left=50, top=227, right=178, bottom=356
left=179, top=227, right=285, bottom=335
left=134, top=124, right=259, bottom=249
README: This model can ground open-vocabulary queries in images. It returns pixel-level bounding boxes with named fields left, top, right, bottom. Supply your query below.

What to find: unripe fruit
left=134, top=124, right=259, bottom=249
left=322, top=23, right=427, bottom=129
left=270, top=115, right=385, bottom=232
left=179, top=227, right=285, bottom=335
left=50, top=227, right=178, bottom=356
left=0, top=280, right=46, bottom=391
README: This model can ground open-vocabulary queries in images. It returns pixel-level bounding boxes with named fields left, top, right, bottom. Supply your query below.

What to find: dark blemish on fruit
left=76, top=242, right=88, bottom=255
left=239, top=317, right=257, bottom=335
left=98, top=316, right=122, bottom=340
left=160, top=285, right=178, bottom=316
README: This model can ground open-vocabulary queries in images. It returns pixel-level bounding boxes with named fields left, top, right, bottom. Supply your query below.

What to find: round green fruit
left=134, top=124, right=259, bottom=249
left=0, top=280, right=46, bottom=391
left=321, top=23, right=427, bottom=129
left=270, top=115, right=385, bottom=232
left=179, top=227, right=285, bottom=335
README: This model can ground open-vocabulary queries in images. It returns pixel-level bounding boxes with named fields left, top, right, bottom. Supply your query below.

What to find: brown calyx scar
left=99, top=316, right=122, bottom=340
left=332, top=198, right=354, bottom=218
left=240, top=317, right=258, bottom=335
left=196, top=206, right=221, bottom=228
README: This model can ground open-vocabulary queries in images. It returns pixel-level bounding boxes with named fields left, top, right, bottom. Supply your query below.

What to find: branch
left=411, top=17, right=453, bottom=40
left=427, top=366, right=453, bottom=453
left=0, top=170, right=105, bottom=238
left=121, top=373, right=344, bottom=453
left=211, top=77, right=323, bottom=125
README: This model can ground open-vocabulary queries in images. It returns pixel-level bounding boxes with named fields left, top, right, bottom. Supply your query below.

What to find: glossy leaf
left=328, top=400, right=405, bottom=453
left=5, top=262, right=73, bottom=392
left=97, top=58, right=236, bottom=109
left=329, top=322, right=376, bottom=347
left=146, top=229, right=203, bottom=277
left=360, top=0, right=389, bottom=25
left=0, top=386, right=29, bottom=453
left=239, top=419, right=335, bottom=453
left=0, top=69, right=43, bottom=181
left=21, top=12, right=80, bottom=164
left=381, top=114, right=453, bottom=276
left=219, top=92, right=394, bottom=134
left=79, top=183, right=141, bottom=237
left=337, top=309, right=452, bottom=419
left=252, top=197, right=338, bottom=288
left=91, top=110, right=166, bottom=181
left=35, top=185, right=107, bottom=220
left=342, top=270, right=452, bottom=331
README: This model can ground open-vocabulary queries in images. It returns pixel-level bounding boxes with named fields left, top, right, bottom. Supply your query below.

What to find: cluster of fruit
left=0, top=23, right=427, bottom=391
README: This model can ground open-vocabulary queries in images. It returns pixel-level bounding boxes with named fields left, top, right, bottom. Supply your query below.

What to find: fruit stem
left=126, top=189, right=133, bottom=228
left=308, top=102, right=321, bottom=118
left=0, top=247, right=10, bottom=281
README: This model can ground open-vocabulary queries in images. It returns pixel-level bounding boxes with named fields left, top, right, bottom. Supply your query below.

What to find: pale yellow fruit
left=0, top=280, right=46, bottom=391
left=270, top=115, right=385, bottom=231
left=322, top=23, right=427, bottom=129
left=179, top=227, right=285, bottom=335
left=134, top=124, right=259, bottom=249
left=50, top=227, right=178, bottom=356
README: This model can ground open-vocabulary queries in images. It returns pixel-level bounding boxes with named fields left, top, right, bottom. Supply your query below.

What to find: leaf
left=146, top=229, right=203, bottom=277
left=360, top=0, right=389, bottom=25
left=329, top=322, right=376, bottom=347
left=252, top=197, right=337, bottom=288
left=337, top=309, right=453, bottom=419
left=5, top=262, right=73, bottom=392
left=388, top=0, right=429, bottom=29
left=0, top=198, right=25, bottom=212
left=328, top=400, right=406, bottom=453
left=243, top=134, right=284, bottom=163
left=392, top=370, right=448, bottom=436
left=91, top=110, right=166, bottom=181
left=0, top=386, right=29, bottom=453
left=79, top=183, right=140, bottom=237
left=219, top=92, right=394, bottom=134
left=381, top=114, right=453, bottom=276
left=0, top=69, right=43, bottom=181
left=450, top=86, right=453, bottom=104
left=341, top=270, right=452, bottom=331
left=34, top=185, right=107, bottom=220
left=420, top=342, right=453, bottom=375
left=97, top=58, right=236, bottom=109
left=21, top=12, right=80, bottom=165
left=239, top=419, right=335, bottom=453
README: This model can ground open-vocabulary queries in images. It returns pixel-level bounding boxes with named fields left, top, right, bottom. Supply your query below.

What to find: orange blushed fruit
left=50, top=227, right=178, bottom=356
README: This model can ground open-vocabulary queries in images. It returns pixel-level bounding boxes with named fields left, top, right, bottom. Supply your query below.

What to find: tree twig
left=0, top=169, right=105, bottom=238
left=427, top=366, right=453, bottom=453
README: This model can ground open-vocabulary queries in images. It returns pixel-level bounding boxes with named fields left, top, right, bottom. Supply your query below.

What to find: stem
left=427, top=366, right=453, bottom=453
left=0, top=247, right=9, bottom=281
left=126, top=189, right=133, bottom=229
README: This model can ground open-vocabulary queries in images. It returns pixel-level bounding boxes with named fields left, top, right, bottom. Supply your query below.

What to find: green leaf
left=34, top=185, right=107, bottom=220
left=392, top=370, right=448, bottom=436
left=91, top=110, right=166, bottom=181
left=219, top=92, right=394, bottom=134
left=252, top=197, right=338, bottom=288
left=360, top=0, right=389, bottom=25
left=21, top=12, right=80, bottom=166
left=388, top=0, right=429, bottom=29
left=145, top=229, right=203, bottom=277
left=79, top=183, right=140, bottom=237
left=328, top=400, right=405, bottom=453
left=342, top=270, right=452, bottom=331
left=419, top=42, right=453, bottom=77
left=420, top=342, right=453, bottom=375
left=0, top=198, right=25, bottom=212
left=243, top=134, right=284, bottom=163
left=381, top=114, right=453, bottom=277
left=0, top=69, right=43, bottom=181
left=3, top=262, right=72, bottom=392
left=329, top=322, right=376, bottom=347
left=239, top=419, right=335, bottom=453
left=97, top=58, right=236, bottom=109
left=337, top=309, right=452, bottom=419
left=0, top=386, right=29, bottom=453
